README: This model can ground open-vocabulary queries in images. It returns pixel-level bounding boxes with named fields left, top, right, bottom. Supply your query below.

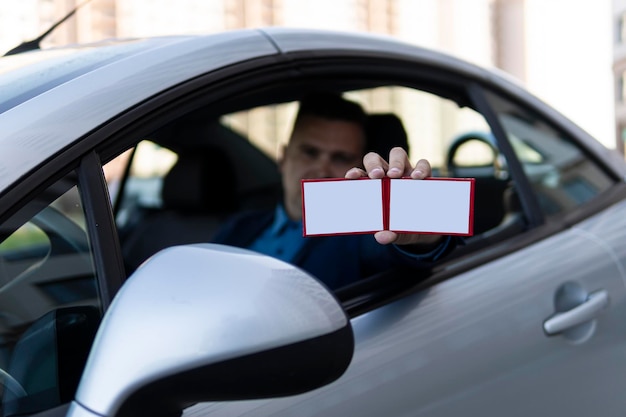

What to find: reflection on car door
left=184, top=214, right=626, bottom=417
left=341, top=227, right=625, bottom=417
left=182, top=90, right=626, bottom=416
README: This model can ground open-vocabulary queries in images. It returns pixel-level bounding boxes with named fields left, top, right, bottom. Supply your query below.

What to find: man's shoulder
left=230, top=208, right=273, bottom=222
left=212, top=208, right=274, bottom=245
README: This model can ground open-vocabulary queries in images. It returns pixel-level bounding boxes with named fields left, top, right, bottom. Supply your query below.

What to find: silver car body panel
left=1, top=28, right=623, bottom=197
left=0, top=30, right=278, bottom=193
left=184, top=204, right=626, bottom=416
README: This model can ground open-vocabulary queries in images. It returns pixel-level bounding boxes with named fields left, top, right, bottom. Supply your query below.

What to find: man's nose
left=312, top=156, right=333, bottom=178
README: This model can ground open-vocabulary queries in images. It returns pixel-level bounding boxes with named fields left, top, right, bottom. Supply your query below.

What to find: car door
left=175, top=73, right=626, bottom=416
left=4, top=44, right=617, bottom=416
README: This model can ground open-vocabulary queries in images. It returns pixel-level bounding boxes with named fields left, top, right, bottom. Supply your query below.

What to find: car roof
left=0, top=29, right=278, bottom=193
left=0, top=27, right=621, bottom=195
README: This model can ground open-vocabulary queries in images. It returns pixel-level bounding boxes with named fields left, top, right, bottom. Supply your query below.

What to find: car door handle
left=543, top=290, right=609, bottom=335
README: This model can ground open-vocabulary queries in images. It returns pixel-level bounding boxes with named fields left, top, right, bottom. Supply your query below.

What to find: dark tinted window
left=485, top=92, right=615, bottom=217
left=0, top=174, right=102, bottom=415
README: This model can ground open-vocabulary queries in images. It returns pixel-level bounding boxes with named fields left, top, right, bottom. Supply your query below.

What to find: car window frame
left=83, top=57, right=534, bottom=311
left=0, top=151, right=124, bottom=304
left=33, top=52, right=626, bottom=318
left=0, top=164, right=113, bottom=416
left=476, top=85, right=626, bottom=227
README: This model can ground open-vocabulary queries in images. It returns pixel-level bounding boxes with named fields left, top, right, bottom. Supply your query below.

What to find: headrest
left=366, top=113, right=410, bottom=157
left=161, top=148, right=237, bottom=213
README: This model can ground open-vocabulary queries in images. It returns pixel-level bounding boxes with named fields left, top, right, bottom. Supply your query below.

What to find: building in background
left=614, top=0, right=626, bottom=154
left=0, top=0, right=616, bottom=153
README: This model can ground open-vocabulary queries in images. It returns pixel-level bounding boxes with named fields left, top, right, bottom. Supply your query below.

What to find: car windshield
left=0, top=38, right=153, bottom=115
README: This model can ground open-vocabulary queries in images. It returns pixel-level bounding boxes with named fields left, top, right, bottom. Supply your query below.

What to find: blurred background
left=1, top=0, right=624, bottom=155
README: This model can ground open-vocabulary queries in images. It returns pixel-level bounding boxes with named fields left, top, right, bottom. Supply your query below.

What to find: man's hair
left=366, top=113, right=410, bottom=156
left=294, top=92, right=367, bottom=127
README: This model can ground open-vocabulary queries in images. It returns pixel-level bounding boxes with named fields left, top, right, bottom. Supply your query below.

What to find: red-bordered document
left=301, top=177, right=475, bottom=237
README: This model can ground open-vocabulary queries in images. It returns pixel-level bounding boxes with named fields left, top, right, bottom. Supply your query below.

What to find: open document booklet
left=301, top=177, right=475, bottom=237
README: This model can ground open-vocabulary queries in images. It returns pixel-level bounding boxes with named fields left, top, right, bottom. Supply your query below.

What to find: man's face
left=280, top=114, right=365, bottom=220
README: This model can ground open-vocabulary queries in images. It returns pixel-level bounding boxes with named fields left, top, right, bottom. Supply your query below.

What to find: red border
left=301, top=177, right=376, bottom=237
left=382, top=177, right=390, bottom=230
left=301, top=177, right=475, bottom=237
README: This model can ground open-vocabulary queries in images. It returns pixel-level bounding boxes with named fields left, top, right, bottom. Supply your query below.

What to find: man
left=212, top=93, right=453, bottom=289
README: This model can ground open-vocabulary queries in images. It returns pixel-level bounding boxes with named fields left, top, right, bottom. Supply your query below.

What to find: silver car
left=1, top=27, right=626, bottom=417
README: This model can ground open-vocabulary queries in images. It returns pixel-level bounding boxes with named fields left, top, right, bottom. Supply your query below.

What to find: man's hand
left=345, top=147, right=445, bottom=248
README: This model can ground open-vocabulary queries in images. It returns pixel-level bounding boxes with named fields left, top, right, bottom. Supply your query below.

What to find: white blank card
left=301, top=177, right=474, bottom=236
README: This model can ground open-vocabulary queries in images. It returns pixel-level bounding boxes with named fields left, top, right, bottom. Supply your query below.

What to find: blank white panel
left=302, top=180, right=383, bottom=235
left=389, top=179, right=472, bottom=234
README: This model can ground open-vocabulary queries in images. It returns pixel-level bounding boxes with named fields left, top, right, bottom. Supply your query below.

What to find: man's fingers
left=374, top=230, right=424, bottom=245
left=345, top=167, right=367, bottom=179
left=374, top=230, right=397, bottom=245
left=360, top=151, right=431, bottom=180
left=410, top=158, right=432, bottom=179
left=387, top=147, right=412, bottom=178
left=363, top=152, right=388, bottom=179
left=375, top=230, right=443, bottom=246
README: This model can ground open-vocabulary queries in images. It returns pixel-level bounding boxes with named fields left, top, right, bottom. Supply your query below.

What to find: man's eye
left=333, top=154, right=353, bottom=164
left=302, top=147, right=319, bottom=158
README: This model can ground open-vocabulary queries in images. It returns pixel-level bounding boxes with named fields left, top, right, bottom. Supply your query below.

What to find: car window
left=0, top=174, right=102, bottom=416
left=352, top=87, right=517, bottom=238
left=485, top=91, right=616, bottom=216
left=110, top=84, right=535, bottom=277
left=452, top=139, right=497, bottom=167
left=110, top=142, right=177, bottom=230
left=226, top=86, right=494, bottom=175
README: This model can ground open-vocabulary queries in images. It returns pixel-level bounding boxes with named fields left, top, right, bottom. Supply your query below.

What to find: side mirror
left=67, top=244, right=354, bottom=417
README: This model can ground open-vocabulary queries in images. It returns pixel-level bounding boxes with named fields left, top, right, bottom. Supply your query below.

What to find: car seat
left=121, top=147, right=237, bottom=273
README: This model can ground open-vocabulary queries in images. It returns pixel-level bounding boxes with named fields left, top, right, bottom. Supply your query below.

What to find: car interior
left=106, top=82, right=529, bottom=309
left=115, top=117, right=283, bottom=272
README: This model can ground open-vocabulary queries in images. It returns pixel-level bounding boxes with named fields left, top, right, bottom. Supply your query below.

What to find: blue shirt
left=248, top=205, right=306, bottom=262
left=213, top=205, right=457, bottom=289
left=247, top=204, right=452, bottom=264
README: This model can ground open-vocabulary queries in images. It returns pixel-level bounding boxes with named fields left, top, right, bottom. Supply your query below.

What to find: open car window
left=110, top=83, right=528, bottom=282
left=97, top=56, right=621, bottom=324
